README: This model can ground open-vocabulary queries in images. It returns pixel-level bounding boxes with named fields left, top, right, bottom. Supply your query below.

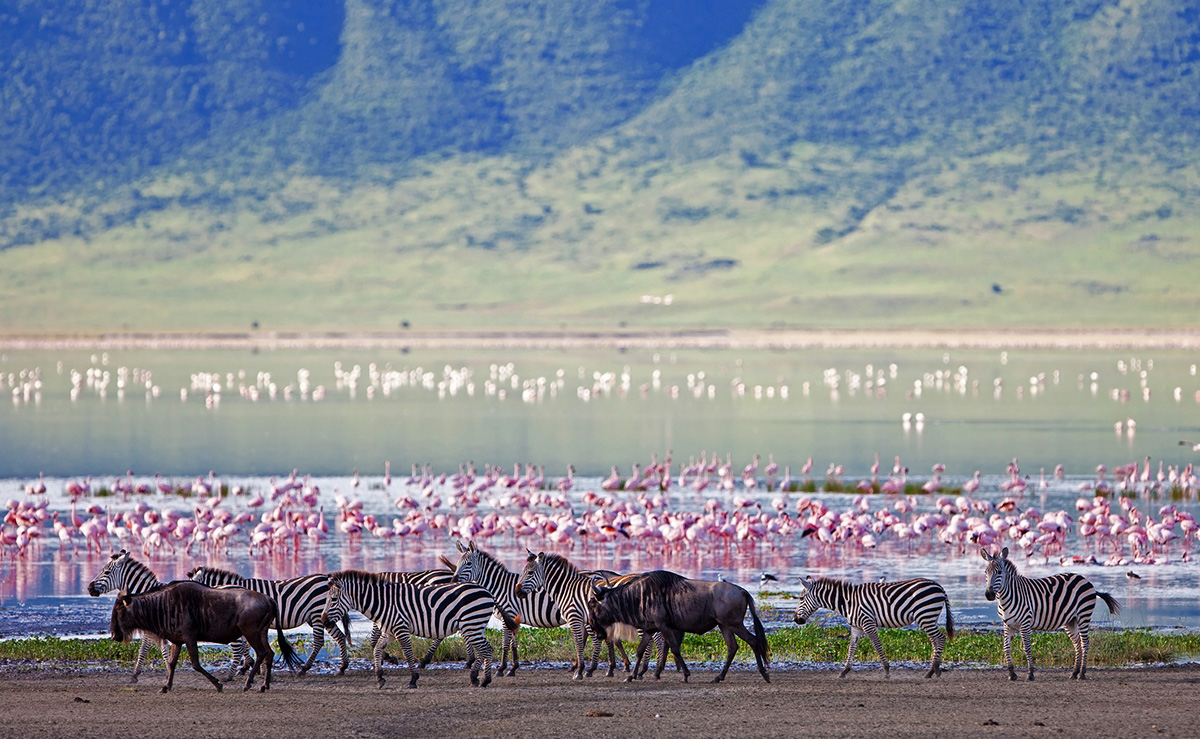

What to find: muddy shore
left=2, top=328, right=1200, bottom=352
left=3, top=663, right=1197, bottom=738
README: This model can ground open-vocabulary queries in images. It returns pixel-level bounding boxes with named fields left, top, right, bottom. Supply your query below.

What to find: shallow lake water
left=2, top=346, right=1200, bottom=640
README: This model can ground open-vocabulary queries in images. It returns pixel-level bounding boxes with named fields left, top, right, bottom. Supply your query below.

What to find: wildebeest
left=587, top=570, right=771, bottom=684
left=110, top=581, right=301, bottom=693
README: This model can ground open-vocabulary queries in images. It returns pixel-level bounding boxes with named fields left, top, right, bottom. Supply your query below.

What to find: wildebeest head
left=88, top=549, right=132, bottom=597
left=793, top=576, right=823, bottom=625
left=109, top=591, right=135, bottom=642
left=981, top=546, right=1010, bottom=602
left=514, top=549, right=543, bottom=598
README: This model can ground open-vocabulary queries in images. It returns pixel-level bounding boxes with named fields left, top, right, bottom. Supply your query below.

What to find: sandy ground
left=3, top=662, right=1198, bottom=738
left=3, top=327, right=1200, bottom=351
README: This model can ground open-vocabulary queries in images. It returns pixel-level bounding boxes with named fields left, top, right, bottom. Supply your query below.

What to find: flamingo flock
left=4, top=453, right=1199, bottom=572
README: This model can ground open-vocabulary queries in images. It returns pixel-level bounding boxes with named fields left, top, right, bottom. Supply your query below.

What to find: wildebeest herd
left=88, top=543, right=1120, bottom=693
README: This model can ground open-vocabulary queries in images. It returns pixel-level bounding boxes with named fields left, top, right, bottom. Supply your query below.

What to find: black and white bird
left=1126, top=571, right=1141, bottom=580
left=760, top=573, right=778, bottom=586
left=1179, top=440, right=1200, bottom=452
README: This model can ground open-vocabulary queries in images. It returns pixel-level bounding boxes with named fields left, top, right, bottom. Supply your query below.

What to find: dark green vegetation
left=2, top=1, right=1199, bottom=333
left=4, top=628, right=1198, bottom=669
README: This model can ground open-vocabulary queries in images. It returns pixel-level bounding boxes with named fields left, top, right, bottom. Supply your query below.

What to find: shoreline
left=2, top=327, right=1200, bottom=351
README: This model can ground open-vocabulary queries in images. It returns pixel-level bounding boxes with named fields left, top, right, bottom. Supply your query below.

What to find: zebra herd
left=87, top=543, right=1120, bottom=687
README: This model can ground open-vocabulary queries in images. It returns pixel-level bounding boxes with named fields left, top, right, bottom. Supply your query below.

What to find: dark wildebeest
left=587, top=570, right=771, bottom=684
left=110, top=581, right=301, bottom=693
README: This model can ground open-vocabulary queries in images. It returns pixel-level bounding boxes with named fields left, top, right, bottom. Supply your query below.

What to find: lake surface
left=2, top=346, right=1200, bottom=640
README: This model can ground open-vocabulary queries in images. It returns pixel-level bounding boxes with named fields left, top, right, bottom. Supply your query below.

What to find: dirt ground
left=3, top=663, right=1198, bottom=738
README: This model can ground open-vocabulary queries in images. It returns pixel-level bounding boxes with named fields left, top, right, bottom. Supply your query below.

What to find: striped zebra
left=363, top=569, right=456, bottom=667
left=516, top=550, right=623, bottom=680
left=188, top=566, right=351, bottom=676
left=793, top=575, right=954, bottom=678
left=444, top=540, right=561, bottom=676
left=321, top=569, right=515, bottom=688
left=88, top=550, right=248, bottom=681
left=981, top=546, right=1121, bottom=681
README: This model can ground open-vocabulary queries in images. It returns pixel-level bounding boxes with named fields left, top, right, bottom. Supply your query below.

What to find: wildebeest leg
left=662, top=629, right=689, bottom=683
left=725, top=621, right=769, bottom=681
left=162, top=642, right=182, bottom=694
left=624, top=632, right=651, bottom=683
left=243, top=629, right=274, bottom=692
left=186, top=640, right=224, bottom=691
left=713, top=627, right=740, bottom=683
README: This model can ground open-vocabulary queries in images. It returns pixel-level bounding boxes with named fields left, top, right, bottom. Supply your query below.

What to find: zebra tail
left=746, top=591, right=771, bottom=663
left=1097, top=591, right=1121, bottom=618
left=944, top=599, right=955, bottom=642
left=498, top=606, right=521, bottom=632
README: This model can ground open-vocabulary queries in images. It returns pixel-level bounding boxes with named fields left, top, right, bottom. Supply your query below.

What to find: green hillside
left=1, top=0, right=1198, bottom=334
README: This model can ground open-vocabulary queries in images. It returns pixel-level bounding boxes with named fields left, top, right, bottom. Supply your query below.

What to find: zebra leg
left=1064, top=622, right=1084, bottom=679
left=1019, top=624, right=1035, bottom=681
left=162, top=642, right=182, bottom=694
left=393, top=629, right=420, bottom=689
left=841, top=626, right=863, bottom=678
left=496, top=627, right=511, bottom=675
left=131, top=636, right=155, bottom=683
left=507, top=627, right=520, bottom=677
left=864, top=624, right=889, bottom=677
left=467, top=627, right=494, bottom=687
left=1002, top=623, right=1018, bottom=680
left=923, top=622, right=947, bottom=678
left=224, top=638, right=250, bottom=682
left=373, top=630, right=395, bottom=689
left=370, top=623, right=400, bottom=665
left=1078, top=625, right=1091, bottom=680
left=326, top=617, right=351, bottom=676
left=418, top=638, right=443, bottom=668
left=298, top=617, right=326, bottom=676
left=570, top=619, right=588, bottom=680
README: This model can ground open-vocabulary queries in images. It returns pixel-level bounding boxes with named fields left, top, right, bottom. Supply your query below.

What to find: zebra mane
left=333, top=569, right=379, bottom=583
left=469, top=546, right=509, bottom=571
left=540, top=552, right=581, bottom=576
left=196, top=566, right=243, bottom=581
left=805, top=576, right=846, bottom=589
left=109, top=553, right=164, bottom=584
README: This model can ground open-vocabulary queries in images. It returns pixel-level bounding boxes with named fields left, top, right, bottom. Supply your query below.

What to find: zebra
left=361, top=569, right=456, bottom=666
left=516, top=549, right=629, bottom=680
left=88, top=549, right=249, bottom=681
left=321, top=569, right=515, bottom=688
left=444, top=540, right=563, bottom=676
left=793, top=575, right=954, bottom=678
left=981, top=546, right=1121, bottom=681
left=188, top=566, right=351, bottom=676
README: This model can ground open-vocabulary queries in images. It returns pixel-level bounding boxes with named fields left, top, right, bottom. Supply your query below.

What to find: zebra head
left=515, top=549, right=545, bottom=599
left=981, top=546, right=1012, bottom=601
left=88, top=549, right=132, bottom=597
left=793, top=575, right=823, bottom=625
left=322, top=572, right=348, bottom=628
left=450, top=539, right=481, bottom=585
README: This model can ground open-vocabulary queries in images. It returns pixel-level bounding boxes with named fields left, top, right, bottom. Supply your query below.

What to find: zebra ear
left=980, top=547, right=992, bottom=561
left=468, top=540, right=477, bottom=552
left=526, top=548, right=536, bottom=560
left=456, top=539, right=468, bottom=553
left=1000, top=546, right=1009, bottom=560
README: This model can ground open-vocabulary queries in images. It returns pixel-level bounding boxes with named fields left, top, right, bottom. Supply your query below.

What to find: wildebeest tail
left=745, top=590, right=770, bottom=663
left=1098, top=591, right=1121, bottom=618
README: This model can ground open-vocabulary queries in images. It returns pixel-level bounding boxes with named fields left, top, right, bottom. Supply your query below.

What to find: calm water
left=3, top=346, right=1200, bottom=639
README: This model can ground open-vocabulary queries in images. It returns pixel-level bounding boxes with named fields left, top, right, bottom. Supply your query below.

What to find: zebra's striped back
left=325, top=570, right=495, bottom=640
left=795, top=577, right=951, bottom=631
left=87, top=550, right=168, bottom=597
left=378, top=569, right=455, bottom=588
